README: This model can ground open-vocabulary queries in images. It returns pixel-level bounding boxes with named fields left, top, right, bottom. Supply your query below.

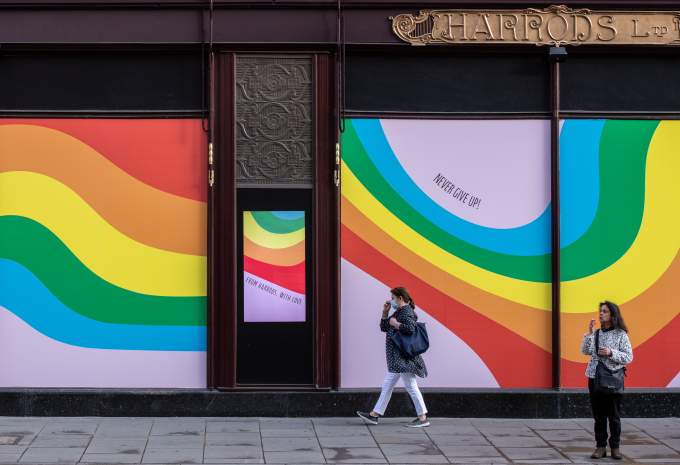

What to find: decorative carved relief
left=235, top=55, right=314, bottom=187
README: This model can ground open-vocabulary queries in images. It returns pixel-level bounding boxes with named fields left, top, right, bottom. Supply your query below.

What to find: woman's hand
left=598, top=347, right=612, bottom=357
left=382, top=301, right=390, bottom=318
left=588, top=319, right=596, bottom=335
left=389, top=317, right=400, bottom=329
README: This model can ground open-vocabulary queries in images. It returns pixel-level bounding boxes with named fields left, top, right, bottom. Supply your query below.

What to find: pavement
left=0, top=416, right=678, bottom=464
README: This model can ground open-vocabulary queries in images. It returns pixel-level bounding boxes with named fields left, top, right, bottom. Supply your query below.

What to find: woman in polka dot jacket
left=356, top=287, right=430, bottom=428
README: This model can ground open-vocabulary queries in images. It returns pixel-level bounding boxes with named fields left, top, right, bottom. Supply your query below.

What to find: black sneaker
left=406, top=418, right=430, bottom=428
left=356, top=411, right=379, bottom=425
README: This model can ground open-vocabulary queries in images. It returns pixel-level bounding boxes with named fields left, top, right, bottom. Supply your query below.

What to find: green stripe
left=251, top=211, right=305, bottom=234
left=0, top=215, right=206, bottom=326
left=342, top=119, right=653, bottom=282
left=560, top=119, right=656, bottom=281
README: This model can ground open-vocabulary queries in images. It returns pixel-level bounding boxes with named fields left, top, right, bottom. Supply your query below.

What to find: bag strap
left=594, top=329, right=600, bottom=353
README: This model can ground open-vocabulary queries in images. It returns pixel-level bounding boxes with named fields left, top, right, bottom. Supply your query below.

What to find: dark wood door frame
left=208, top=51, right=339, bottom=390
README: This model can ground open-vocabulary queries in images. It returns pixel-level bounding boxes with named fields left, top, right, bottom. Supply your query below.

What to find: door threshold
left=218, top=384, right=322, bottom=392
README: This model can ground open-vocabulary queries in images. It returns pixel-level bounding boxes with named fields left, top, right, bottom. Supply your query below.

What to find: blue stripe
left=559, top=119, right=603, bottom=247
left=351, top=118, right=602, bottom=255
left=0, top=259, right=206, bottom=351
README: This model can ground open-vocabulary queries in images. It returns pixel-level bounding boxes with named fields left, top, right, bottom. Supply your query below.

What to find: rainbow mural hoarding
left=560, top=120, right=680, bottom=388
left=243, top=211, right=306, bottom=323
left=0, top=119, right=207, bottom=388
left=0, top=116, right=677, bottom=390
left=340, top=118, right=680, bottom=389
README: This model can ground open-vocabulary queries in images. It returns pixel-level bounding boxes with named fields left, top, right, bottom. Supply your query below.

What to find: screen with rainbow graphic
left=243, top=211, right=306, bottom=323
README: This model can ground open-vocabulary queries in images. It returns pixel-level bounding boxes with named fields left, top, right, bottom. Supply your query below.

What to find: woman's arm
left=396, top=309, right=417, bottom=335
left=610, top=332, right=633, bottom=365
left=380, top=317, right=391, bottom=333
left=580, top=333, right=594, bottom=355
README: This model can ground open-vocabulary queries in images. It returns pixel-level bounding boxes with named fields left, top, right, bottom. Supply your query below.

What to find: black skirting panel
left=0, top=390, right=678, bottom=418
left=0, top=51, right=203, bottom=112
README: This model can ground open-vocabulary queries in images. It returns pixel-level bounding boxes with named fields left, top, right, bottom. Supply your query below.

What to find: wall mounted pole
left=549, top=46, right=566, bottom=390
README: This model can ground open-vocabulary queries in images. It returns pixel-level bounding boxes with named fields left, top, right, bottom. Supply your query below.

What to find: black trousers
left=588, top=377, right=623, bottom=448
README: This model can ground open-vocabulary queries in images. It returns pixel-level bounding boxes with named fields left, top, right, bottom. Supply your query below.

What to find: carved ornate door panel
left=210, top=53, right=337, bottom=389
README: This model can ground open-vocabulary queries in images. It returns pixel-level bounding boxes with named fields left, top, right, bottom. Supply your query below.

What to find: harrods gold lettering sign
left=390, top=5, right=680, bottom=46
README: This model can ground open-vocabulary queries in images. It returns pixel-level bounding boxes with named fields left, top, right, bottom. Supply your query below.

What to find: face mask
left=390, top=298, right=398, bottom=310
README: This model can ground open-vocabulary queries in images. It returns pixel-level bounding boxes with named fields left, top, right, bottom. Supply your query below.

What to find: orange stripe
left=341, top=195, right=552, bottom=351
left=0, top=124, right=206, bottom=256
left=244, top=236, right=305, bottom=267
left=561, top=251, right=680, bottom=362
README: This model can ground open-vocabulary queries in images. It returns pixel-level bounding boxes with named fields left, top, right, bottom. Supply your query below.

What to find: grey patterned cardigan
left=380, top=305, right=428, bottom=378
left=580, top=327, right=633, bottom=379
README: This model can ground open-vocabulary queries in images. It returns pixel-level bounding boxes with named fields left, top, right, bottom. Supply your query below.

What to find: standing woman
left=356, top=287, right=429, bottom=428
left=580, top=301, right=633, bottom=460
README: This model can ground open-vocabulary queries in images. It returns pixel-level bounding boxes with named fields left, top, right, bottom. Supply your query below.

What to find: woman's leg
left=607, top=394, right=623, bottom=449
left=400, top=373, right=428, bottom=418
left=372, top=372, right=401, bottom=416
left=589, top=378, right=608, bottom=448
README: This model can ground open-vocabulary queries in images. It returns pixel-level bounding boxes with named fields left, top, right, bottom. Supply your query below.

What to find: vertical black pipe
left=549, top=47, right=565, bottom=390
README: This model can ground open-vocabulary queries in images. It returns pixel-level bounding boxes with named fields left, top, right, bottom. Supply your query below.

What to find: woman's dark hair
left=391, top=287, right=415, bottom=310
left=600, top=301, right=629, bottom=333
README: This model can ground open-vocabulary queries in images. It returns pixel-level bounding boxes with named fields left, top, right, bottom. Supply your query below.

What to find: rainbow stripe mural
left=244, top=211, right=306, bottom=323
left=560, top=120, right=680, bottom=388
left=340, top=118, right=680, bottom=388
left=0, top=119, right=207, bottom=388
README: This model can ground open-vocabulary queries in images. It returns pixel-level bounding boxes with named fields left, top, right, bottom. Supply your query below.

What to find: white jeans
left=373, top=372, right=428, bottom=417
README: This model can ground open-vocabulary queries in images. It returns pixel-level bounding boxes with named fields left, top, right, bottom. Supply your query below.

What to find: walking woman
left=356, top=287, right=429, bottom=428
left=580, top=301, right=633, bottom=460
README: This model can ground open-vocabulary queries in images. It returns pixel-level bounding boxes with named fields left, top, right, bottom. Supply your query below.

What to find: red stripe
left=244, top=256, right=305, bottom=294
left=342, top=225, right=551, bottom=388
left=0, top=119, right=207, bottom=202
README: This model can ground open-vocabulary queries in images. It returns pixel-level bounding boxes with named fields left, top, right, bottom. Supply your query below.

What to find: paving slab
left=205, top=433, right=261, bottom=447
left=427, top=434, right=490, bottom=446
left=203, top=445, right=264, bottom=461
left=437, top=445, right=503, bottom=458
left=85, top=437, right=147, bottom=454
left=318, top=436, right=377, bottom=448
left=79, top=452, right=144, bottom=463
left=322, top=446, right=386, bottom=463
left=20, top=447, right=85, bottom=463
left=262, top=451, right=326, bottom=463
left=206, top=423, right=260, bottom=434
left=261, top=437, right=320, bottom=452
left=486, top=436, right=548, bottom=448
left=619, top=444, right=680, bottom=461
left=30, top=436, right=91, bottom=449
left=499, top=446, right=569, bottom=463
left=142, top=448, right=203, bottom=464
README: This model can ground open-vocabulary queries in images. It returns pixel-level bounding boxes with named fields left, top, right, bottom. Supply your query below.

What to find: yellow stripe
left=243, top=212, right=304, bottom=249
left=0, top=171, right=206, bottom=296
left=342, top=120, right=680, bottom=312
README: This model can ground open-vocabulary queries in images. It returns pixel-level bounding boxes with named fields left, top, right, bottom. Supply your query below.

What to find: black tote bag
left=594, top=329, right=626, bottom=394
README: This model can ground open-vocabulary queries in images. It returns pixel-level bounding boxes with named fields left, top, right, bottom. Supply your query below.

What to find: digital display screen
left=243, top=211, right=306, bottom=323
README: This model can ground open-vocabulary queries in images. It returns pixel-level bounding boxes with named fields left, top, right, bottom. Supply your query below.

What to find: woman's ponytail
left=390, top=286, right=416, bottom=311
